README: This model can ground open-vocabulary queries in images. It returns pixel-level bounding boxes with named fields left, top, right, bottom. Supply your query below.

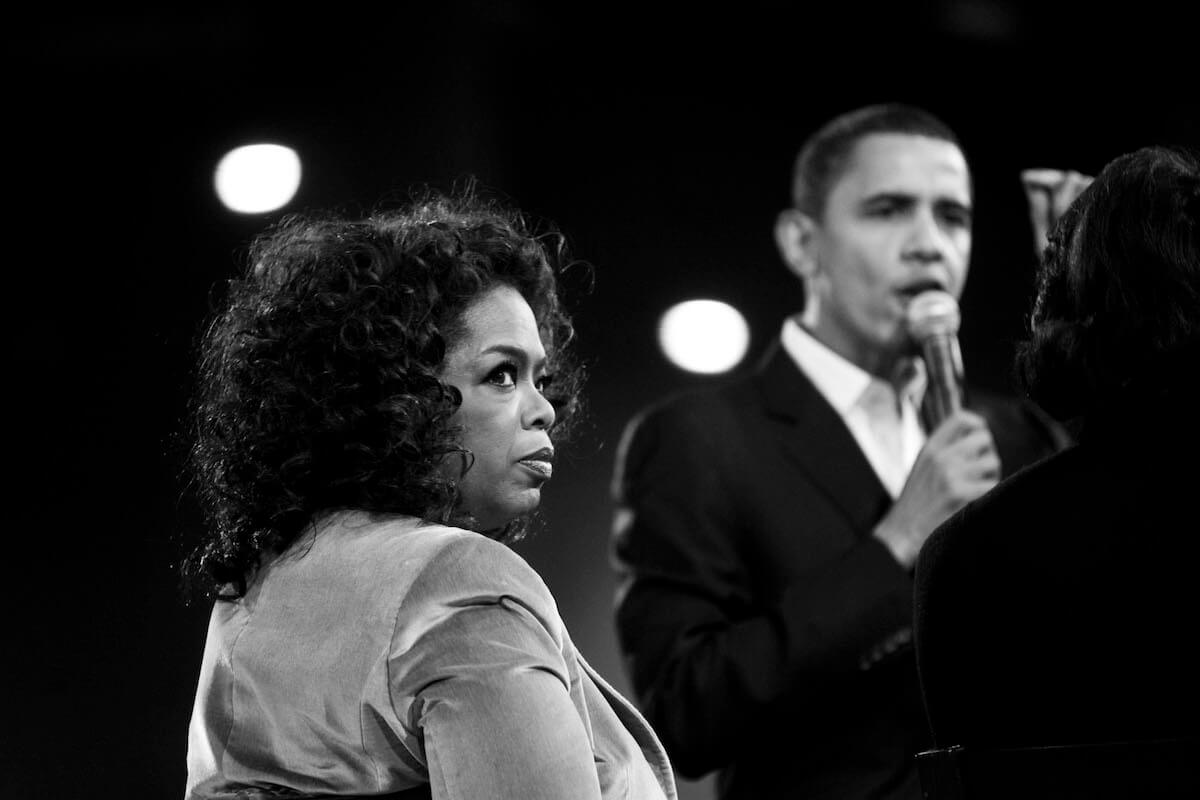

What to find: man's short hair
left=790, top=103, right=965, bottom=219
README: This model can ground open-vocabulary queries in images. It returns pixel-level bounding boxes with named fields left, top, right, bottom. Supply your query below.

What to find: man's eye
left=934, top=201, right=972, bottom=227
left=866, top=203, right=901, bottom=218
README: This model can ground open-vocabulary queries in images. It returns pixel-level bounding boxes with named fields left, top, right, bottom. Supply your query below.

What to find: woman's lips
left=518, top=458, right=553, bottom=479
left=518, top=447, right=554, bottom=479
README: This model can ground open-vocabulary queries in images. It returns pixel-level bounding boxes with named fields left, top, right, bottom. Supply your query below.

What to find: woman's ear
left=774, top=208, right=819, bottom=281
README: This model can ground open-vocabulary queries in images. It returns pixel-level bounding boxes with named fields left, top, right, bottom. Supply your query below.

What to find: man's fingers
left=928, top=409, right=990, bottom=445
left=1021, top=168, right=1094, bottom=258
left=952, top=428, right=997, bottom=459
left=1021, top=168, right=1070, bottom=187
left=971, top=449, right=1002, bottom=480
left=1055, top=171, right=1093, bottom=207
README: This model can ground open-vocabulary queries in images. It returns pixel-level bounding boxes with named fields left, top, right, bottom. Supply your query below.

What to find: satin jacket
left=186, top=512, right=676, bottom=800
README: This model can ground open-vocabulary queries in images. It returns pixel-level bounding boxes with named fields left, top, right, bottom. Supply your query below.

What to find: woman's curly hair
left=185, top=188, right=585, bottom=598
left=1016, top=144, right=1200, bottom=424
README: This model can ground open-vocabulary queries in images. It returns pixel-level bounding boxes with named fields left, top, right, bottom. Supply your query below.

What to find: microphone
left=905, top=290, right=964, bottom=429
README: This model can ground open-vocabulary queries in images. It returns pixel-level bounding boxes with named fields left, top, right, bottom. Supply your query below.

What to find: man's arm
left=612, top=395, right=1018, bottom=778
left=611, top=399, right=915, bottom=777
left=873, top=410, right=1001, bottom=567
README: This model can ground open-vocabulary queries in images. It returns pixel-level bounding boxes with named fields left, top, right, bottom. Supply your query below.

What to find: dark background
left=7, top=3, right=1196, bottom=798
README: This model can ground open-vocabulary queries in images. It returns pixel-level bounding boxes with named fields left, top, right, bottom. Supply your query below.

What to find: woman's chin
left=471, top=489, right=542, bottom=535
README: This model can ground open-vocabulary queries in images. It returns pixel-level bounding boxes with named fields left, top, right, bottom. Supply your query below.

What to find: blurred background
left=6, top=2, right=1196, bottom=797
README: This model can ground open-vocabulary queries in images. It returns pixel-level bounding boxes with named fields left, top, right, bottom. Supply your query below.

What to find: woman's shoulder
left=327, top=513, right=562, bottom=629
left=416, top=523, right=551, bottom=594
left=377, top=522, right=572, bottom=667
left=918, top=443, right=1090, bottom=578
left=957, top=443, right=1086, bottom=524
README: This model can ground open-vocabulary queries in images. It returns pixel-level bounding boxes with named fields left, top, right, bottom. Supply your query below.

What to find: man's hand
left=1021, top=168, right=1094, bottom=261
left=873, top=410, right=1000, bottom=568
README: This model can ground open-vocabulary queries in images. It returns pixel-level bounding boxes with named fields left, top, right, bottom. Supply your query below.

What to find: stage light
left=214, top=143, right=302, bottom=214
left=657, top=299, right=750, bottom=374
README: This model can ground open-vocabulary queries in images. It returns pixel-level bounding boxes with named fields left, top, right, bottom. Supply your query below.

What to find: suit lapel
left=754, top=340, right=893, bottom=533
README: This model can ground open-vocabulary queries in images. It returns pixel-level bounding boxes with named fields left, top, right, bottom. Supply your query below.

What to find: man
left=610, top=104, right=1070, bottom=800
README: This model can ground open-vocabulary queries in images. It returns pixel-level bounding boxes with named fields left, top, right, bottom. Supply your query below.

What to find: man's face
left=804, top=132, right=973, bottom=372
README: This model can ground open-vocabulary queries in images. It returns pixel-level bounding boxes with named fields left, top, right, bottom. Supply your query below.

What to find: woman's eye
left=487, top=364, right=517, bottom=387
left=535, top=374, right=554, bottom=393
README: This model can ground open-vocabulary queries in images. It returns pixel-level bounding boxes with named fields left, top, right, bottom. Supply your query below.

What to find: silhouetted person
left=915, top=145, right=1200, bottom=765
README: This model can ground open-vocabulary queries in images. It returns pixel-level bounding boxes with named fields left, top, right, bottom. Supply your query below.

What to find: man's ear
left=774, top=208, right=819, bottom=281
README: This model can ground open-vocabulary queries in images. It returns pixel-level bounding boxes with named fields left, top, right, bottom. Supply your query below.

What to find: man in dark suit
left=609, top=104, right=1070, bottom=799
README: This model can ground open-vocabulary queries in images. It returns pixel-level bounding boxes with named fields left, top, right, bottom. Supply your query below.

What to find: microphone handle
left=921, top=333, right=964, bottom=428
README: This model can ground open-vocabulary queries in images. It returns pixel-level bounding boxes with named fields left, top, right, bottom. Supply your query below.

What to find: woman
left=183, top=190, right=676, bottom=799
left=913, top=145, right=1200, bottom=772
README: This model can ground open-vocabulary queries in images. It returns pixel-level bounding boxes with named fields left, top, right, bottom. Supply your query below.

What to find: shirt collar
left=780, top=317, right=927, bottom=414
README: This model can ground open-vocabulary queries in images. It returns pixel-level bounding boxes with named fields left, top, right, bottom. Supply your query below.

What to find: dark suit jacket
left=914, top=382, right=1200, bottom=754
left=611, top=340, right=1068, bottom=800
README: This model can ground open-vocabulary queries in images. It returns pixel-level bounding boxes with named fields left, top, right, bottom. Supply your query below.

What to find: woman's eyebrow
left=479, top=343, right=548, bottom=370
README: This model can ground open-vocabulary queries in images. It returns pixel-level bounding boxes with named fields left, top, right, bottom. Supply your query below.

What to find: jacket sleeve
left=610, top=401, right=914, bottom=778
left=388, top=535, right=604, bottom=800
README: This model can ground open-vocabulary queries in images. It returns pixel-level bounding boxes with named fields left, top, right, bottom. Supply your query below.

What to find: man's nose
left=902, top=208, right=947, bottom=262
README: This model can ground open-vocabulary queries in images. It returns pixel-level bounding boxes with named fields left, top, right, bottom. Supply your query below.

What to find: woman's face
left=439, top=284, right=557, bottom=532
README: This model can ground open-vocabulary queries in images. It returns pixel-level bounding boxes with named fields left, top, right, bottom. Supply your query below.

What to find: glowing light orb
left=214, top=143, right=302, bottom=214
left=657, top=299, right=750, bottom=374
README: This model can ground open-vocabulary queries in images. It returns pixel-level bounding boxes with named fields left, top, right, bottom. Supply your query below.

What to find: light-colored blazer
left=186, top=511, right=676, bottom=800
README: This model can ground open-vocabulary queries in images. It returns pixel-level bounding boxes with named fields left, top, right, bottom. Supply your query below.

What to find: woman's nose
left=523, top=384, right=556, bottom=430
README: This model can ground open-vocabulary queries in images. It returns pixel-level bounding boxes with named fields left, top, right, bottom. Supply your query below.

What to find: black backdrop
left=7, top=3, right=1196, bottom=798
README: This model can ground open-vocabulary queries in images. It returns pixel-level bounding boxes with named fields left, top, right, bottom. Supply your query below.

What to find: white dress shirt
left=781, top=318, right=927, bottom=498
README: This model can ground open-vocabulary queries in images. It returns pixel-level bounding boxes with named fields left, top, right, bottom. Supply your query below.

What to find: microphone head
left=905, top=289, right=961, bottom=341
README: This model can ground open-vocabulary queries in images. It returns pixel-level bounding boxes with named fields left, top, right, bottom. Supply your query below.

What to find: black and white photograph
left=8, top=3, right=1198, bottom=798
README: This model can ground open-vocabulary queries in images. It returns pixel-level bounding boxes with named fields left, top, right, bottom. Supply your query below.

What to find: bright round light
left=214, top=143, right=302, bottom=214
left=657, top=299, right=751, bottom=374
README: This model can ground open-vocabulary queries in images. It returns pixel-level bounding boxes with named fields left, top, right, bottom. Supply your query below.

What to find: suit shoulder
left=623, top=374, right=757, bottom=438
left=612, top=378, right=758, bottom=500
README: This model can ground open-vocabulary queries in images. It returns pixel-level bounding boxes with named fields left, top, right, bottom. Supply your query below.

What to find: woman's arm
left=389, top=536, right=604, bottom=800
